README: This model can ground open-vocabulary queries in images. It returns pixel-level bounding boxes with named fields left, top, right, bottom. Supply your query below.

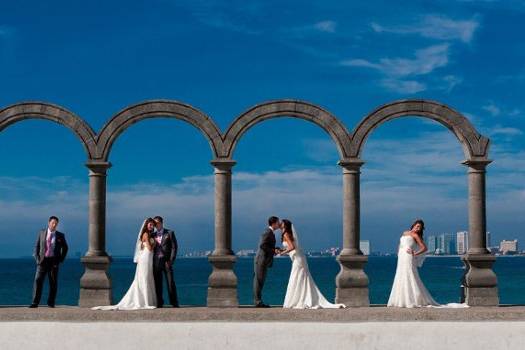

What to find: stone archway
left=206, top=100, right=355, bottom=307
left=0, top=102, right=97, bottom=158
left=95, top=100, right=223, bottom=161
left=221, top=99, right=353, bottom=158
left=338, top=99, right=498, bottom=307
left=349, top=99, right=490, bottom=160
left=0, top=98, right=498, bottom=307
left=79, top=100, right=223, bottom=306
left=0, top=102, right=102, bottom=306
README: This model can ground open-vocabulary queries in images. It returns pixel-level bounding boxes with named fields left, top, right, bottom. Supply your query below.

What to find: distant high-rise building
left=438, top=234, right=445, bottom=254
left=457, top=231, right=468, bottom=255
left=426, top=235, right=438, bottom=254
left=486, top=231, right=491, bottom=248
left=439, top=233, right=456, bottom=255
left=360, top=240, right=370, bottom=255
left=500, top=240, right=518, bottom=255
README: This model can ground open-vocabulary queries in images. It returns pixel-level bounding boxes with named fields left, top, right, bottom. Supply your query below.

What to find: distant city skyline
left=6, top=227, right=524, bottom=258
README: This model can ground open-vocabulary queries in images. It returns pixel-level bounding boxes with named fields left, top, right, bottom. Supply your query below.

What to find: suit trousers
left=153, top=256, right=179, bottom=307
left=253, top=257, right=269, bottom=305
left=32, top=257, right=59, bottom=306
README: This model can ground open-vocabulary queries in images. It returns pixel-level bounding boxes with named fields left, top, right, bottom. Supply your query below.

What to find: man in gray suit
left=30, top=216, right=68, bottom=308
left=253, top=216, right=281, bottom=308
left=152, top=216, right=179, bottom=307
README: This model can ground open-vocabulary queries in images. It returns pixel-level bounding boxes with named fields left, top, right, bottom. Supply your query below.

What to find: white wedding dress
left=92, top=222, right=157, bottom=311
left=283, top=226, right=345, bottom=309
left=387, top=234, right=468, bottom=308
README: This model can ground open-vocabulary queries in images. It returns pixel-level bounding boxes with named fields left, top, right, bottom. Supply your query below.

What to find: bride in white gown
left=387, top=219, right=468, bottom=308
left=279, top=219, right=345, bottom=309
left=92, top=218, right=157, bottom=311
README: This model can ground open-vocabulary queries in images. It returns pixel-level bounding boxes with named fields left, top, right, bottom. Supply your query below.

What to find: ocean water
left=1, top=256, right=524, bottom=306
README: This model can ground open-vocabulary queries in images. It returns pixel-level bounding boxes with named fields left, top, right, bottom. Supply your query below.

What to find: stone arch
left=221, top=100, right=353, bottom=159
left=0, top=102, right=97, bottom=158
left=349, top=99, right=490, bottom=160
left=95, top=100, right=223, bottom=160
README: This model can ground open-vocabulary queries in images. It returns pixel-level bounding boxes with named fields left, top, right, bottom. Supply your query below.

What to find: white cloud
left=479, top=102, right=525, bottom=119
left=490, top=126, right=523, bottom=136
left=341, top=44, right=450, bottom=93
left=371, top=14, right=480, bottom=43
left=341, top=44, right=449, bottom=78
left=313, top=20, right=337, bottom=33
left=341, top=58, right=379, bottom=69
left=443, top=75, right=463, bottom=92
left=301, top=138, right=340, bottom=162
left=509, top=109, right=521, bottom=116
left=182, top=0, right=262, bottom=35
left=285, top=20, right=338, bottom=40
left=482, top=102, right=501, bottom=116
left=380, top=79, right=426, bottom=94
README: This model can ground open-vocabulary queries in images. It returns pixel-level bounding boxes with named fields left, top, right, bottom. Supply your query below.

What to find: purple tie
left=45, top=234, right=52, bottom=257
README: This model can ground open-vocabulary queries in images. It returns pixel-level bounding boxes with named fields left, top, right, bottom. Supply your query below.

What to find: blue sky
left=0, top=0, right=524, bottom=257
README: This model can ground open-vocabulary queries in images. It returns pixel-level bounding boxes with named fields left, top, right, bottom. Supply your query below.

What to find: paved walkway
left=1, top=305, right=525, bottom=322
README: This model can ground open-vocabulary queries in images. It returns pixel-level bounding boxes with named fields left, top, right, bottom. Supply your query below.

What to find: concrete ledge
left=1, top=306, right=525, bottom=322
left=1, top=321, right=524, bottom=350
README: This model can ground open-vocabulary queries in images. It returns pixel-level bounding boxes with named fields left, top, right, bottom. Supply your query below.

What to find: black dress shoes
left=28, top=304, right=38, bottom=308
left=47, top=304, right=55, bottom=308
left=255, top=303, right=270, bottom=308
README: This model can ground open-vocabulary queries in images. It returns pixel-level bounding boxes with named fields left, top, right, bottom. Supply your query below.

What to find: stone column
left=207, top=158, right=239, bottom=307
left=461, top=159, right=499, bottom=306
left=79, top=160, right=113, bottom=307
left=335, top=159, right=369, bottom=307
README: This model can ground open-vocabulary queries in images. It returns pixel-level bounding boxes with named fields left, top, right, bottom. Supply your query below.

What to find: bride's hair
left=141, top=218, right=155, bottom=238
left=281, top=219, right=294, bottom=243
left=410, top=219, right=425, bottom=238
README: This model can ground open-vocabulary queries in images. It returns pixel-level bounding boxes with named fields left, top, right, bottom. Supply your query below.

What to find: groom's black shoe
left=47, top=304, right=55, bottom=308
left=28, top=304, right=38, bottom=308
left=255, top=302, right=270, bottom=308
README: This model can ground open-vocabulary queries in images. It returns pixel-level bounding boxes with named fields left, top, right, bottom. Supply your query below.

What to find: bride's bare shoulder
left=402, top=230, right=411, bottom=236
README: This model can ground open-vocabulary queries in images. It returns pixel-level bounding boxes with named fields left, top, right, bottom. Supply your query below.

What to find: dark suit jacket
left=155, top=228, right=178, bottom=264
left=256, top=228, right=276, bottom=268
left=33, top=229, right=68, bottom=265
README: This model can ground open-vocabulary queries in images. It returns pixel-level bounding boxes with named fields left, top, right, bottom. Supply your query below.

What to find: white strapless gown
left=92, top=248, right=157, bottom=310
left=387, top=235, right=468, bottom=308
left=282, top=241, right=345, bottom=309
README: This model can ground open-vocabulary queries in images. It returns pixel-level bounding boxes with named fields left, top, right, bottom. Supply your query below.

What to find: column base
left=335, top=254, right=369, bottom=307
left=207, top=254, right=239, bottom=307
left=461, top=254, right=499, bottom=306
left=79, top=255, right=112, bottom=307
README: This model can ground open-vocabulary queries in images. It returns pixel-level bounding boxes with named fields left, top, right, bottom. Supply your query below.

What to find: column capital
left=211, top=158, right=236, bottom=172
left=338, top=158, right=365, bottom=172
left=86, top=160, right=112, bottom=174
left=461, top=158, right=492, bottom=171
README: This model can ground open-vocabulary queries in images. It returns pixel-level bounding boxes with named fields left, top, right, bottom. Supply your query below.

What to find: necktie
left=46, top=234, right=52, bottom=257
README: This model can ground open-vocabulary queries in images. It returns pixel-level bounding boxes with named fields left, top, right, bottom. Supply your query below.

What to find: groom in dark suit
left=30, top=216, right=68, bottom=308
left=253, top=216, right=280, bottom=308
left=152, top=216, right=179, bottom=307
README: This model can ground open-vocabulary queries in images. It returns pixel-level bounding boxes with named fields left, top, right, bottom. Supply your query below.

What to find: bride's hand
left=406, top=248, right=414, bottom=255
